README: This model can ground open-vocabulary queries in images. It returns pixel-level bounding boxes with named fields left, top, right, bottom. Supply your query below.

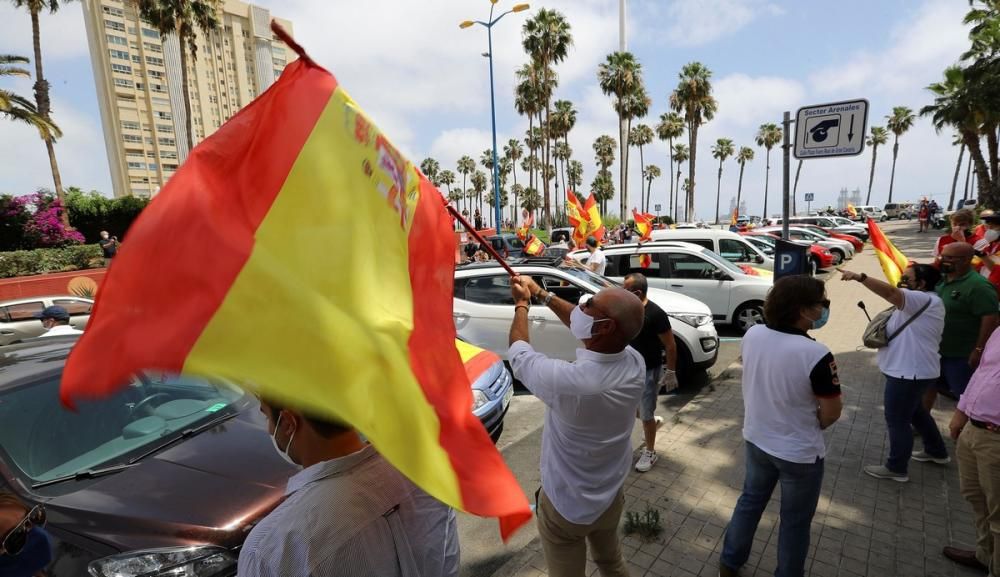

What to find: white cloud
left=639, top=0, right=785, bottom=47
left=0, top=3, right=90, bottom=61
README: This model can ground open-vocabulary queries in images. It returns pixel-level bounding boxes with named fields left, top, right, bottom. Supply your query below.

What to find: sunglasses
left=1, top=505, right=45, bottom=557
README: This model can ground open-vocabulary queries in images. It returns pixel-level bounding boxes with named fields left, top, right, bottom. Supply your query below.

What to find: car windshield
left=557, top=261, right=619, bottom=288
left=0, top=372, right=245, bottom=483
left=702, top=250, right=748, bottom=276
left=745, top=237, right=774, bottom=254
left=508, top=237, right=525, bottom=249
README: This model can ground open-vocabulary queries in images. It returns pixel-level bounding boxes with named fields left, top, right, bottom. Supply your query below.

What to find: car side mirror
left=712, top=269, right=726, bottom=280
left=755, top=255, right=765, bottom=264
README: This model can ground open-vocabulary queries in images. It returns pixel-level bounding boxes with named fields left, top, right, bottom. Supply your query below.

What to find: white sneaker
left=635, top=448, right=658, bottom=472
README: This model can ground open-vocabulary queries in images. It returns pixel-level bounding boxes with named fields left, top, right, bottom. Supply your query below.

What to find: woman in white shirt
left=842, top=264, right=949, bottom=483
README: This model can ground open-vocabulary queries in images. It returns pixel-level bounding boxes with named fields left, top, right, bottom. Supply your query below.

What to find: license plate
left=503, top=386, right=514, bottom=409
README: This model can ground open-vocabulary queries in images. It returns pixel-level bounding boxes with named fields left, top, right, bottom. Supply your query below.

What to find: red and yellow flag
left=868, top=218, right=910, bottom=286
left=524, top=234, right=546, bottom=256
left=60, top=37, right=531, bottom=540
left=847, top=203, right=858, bottom=218
left=638, top=253, right=652, bottom=269
left=731, top=208, right=739, bottom=226
left=632, top=209, right=654, bottom=242
left=584, top=192, right=605, bottom=242
left=567, top=190, right=605, bottom=246
left=516, top=211, right=534, bottom=241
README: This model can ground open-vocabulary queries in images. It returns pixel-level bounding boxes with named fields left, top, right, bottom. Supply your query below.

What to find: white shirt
left=876, top=289, right=945, bottom=380
left=509, top=340, right=644, bottom=524
left=741, top=325, right=840, bottom=464
left=40, top=324, right=83, bottom=337
left=238, top=445, right=459, bottom=577
left=588, top=248, right=607, bottom=276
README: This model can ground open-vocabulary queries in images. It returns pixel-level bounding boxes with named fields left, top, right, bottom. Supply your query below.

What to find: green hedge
left=0, top=244, right=104, bottom=279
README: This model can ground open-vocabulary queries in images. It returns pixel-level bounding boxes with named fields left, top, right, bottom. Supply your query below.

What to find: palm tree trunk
left=667, top=137, right=675, bottom=221
left=638, top=143, right=646, bottom=212
left=29, top=8, right=68, bottom=227
left=462, top=174, right=468, bottom=214
left=763, top=149, right=771, bottom=218
left=715, top=161, right=722, bottom=224
left=949, top=144, right=965, bottom=211
left=964, top=152, right=972, bottom=202
left=674, top=165, right=682, bottom=221
left=986, top=125, right=999, bottom=185
left=887, top=138, right=899, bottom=204
left=792, top=159, right=803, bottom=216
left=687, top=123, right=697, bottom=222
left=543, top=101, right=553, bottom=230
left=736, top=163, right=745, bottom=216
left=178, top=28, right=195, bottom=154
left=866, top=145, right=878, bottom=205
left=618, top=115, right=627, bottom=219
left=964, top=131, right=992, bottom=201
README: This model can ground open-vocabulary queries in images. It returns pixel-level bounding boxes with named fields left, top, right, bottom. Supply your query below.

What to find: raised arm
left=841, top=270, right=905, bottom=309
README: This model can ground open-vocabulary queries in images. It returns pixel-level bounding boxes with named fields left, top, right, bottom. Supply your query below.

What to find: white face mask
left=986, top=229, right=1000, bottom=243
left=270, top=413, right=300, bottom=468
left=570, top=305, right=609, bottom=340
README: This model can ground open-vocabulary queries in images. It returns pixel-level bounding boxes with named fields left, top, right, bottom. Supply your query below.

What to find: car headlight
left=89, top=546, right=236, bottom=577
left=471, top=389, right=489, bottom=411
left=670, top=313, right=712, bottom=328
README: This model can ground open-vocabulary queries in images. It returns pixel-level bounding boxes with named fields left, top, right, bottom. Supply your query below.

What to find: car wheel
left=734, top=302, right=765, bottom=333
left=830, top=248, right=845, bottom=264
left=880, top=215, right=888, bottom=222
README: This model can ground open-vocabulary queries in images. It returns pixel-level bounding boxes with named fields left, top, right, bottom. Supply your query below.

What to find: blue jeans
left=884, top=374, right=948, bottom=474
left=638, top=366, right=661, bottom=422
left=940, top=356, right=975, bottom=397
left=721, top=442, right=824, bottom=577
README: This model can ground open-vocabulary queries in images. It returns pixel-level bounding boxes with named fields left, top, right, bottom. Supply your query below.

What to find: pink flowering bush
left=4, top=193, right=84, bottom=248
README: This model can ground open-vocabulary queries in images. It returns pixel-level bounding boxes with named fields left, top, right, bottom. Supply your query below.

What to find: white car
left=453, top=259, right=719, bottom=378
left=853, top=205, right=885, bottom=222
left=569, top=242, right=773, bottom=333
left=648, top=228, right=774, bottom=271
left=757, top=226, right=855, bottom=263
left=0, top=296, right=92, bottom=346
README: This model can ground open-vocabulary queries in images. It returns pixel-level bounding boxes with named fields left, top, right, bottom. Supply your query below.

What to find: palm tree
left=672, top=143, right=689, bottom=221
left=949, top=133, right=966, bottom=211
left=136, top=0, right=222, bottom=154
left=522, top=9, right=572, bottom=228
left=515, top=62, right=544, bottom=193
left=550, top=99, right=577, bottom=194
left=643, top=165, right=661, bottom=214
left=755, top=123, right=782, bottom=218
left=593, top=134, right=617, bottom=216
left=504, top=139, right=524, bottom=219
left=471, top=170, right=488, bottom=224
left=656, top=112, right=684, bottom=224
left=670, top=62, right=718, bottom=221
left=567, top=160, right=583, bottom=192
left=885, top=106, right=916, bottom=204
left=591, top=171, right=615, bottom=216
left=711, top=138, right=735, bottom=224
left=420, top=157, right=440, bottom=184
left=457, top=155, right=475, bottom=215
left=598, top=51, right=646, bottom=218
left=864, top=126, right=889, bottom=205
left=447, top=188, right=464, bottom=212
left=553, top=141, right=572, bottom=201
left=438, top=169, right=456, bottom=207
left=735, top=146, right=754, bottom=217
left=629, top=123, right=654, bottom=211
left=1, top=54, right=60, bottom=139
left=10, top=0, right=71, bottom=225
left=480, top=148, right=495, bottom=207
left=520, top=186, right=542, bottom=215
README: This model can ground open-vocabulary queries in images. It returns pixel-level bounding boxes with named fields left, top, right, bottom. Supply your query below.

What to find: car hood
left=645, top=287, right=713, bottom=316
left=42, top=409, right=296, bottom=553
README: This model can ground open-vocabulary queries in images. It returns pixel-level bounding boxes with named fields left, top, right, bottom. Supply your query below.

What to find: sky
left=0, top=0, right=975, bottom=220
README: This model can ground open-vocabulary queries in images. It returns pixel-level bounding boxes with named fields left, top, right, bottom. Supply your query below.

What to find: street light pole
left=461, top=2, right=530, bottom=233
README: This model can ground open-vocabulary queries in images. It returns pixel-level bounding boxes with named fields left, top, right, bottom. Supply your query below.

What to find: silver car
left=0, top=296, right=92, bottom=345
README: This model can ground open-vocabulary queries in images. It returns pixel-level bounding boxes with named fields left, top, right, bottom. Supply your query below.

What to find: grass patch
left=623, top=506, right=663, bottom=542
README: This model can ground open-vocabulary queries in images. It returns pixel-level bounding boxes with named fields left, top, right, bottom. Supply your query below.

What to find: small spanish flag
left=731, top=208, right=739, bottom=226
left=524, top=234, right=546, bottom=256
left=847, top=203, right=858, bottom=218
left=639, top=253, right=652, bottom=269
left=516, top=212, right=534, bottom=241
left=868, top=218, right=909, bottom=286
left=632, top=209, right=654, bottom=242
left=60, top=27, right=531, bottom=541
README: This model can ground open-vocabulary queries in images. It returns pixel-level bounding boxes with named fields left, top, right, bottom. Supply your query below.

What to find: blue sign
left=774, top=239, right=809, bottom=280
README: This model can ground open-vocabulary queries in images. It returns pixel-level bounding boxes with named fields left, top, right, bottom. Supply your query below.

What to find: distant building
left=728, top=197, right=748, bottom=216
left=82, top=0, right=294, bottom=198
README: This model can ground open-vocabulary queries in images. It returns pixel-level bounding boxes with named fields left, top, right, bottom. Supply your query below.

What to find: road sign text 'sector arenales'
left=794, top=99, right=869, bottom=160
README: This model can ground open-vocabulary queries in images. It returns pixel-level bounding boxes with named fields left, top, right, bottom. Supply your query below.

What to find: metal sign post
left=782, top=111, right=791, bottom=240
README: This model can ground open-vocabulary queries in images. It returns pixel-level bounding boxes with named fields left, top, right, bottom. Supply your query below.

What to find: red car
left=797, top=224, right=864, bottom=252
left=742, top=231, right=837, bottom=272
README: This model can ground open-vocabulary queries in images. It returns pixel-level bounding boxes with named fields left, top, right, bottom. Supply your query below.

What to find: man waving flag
left=60, top=29, right=531, bottom=540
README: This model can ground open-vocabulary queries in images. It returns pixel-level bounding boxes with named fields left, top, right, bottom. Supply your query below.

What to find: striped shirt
left=237, top=445, right=459, bottom=577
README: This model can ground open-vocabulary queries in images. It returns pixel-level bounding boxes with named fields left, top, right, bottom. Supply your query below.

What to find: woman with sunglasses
left=0, top=491, right=50, bottom=577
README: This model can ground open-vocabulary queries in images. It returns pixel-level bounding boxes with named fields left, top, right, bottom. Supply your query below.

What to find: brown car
left=0, top=336, right=511, bottom=576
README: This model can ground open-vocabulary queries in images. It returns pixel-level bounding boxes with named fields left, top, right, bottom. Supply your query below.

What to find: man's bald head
left=941, top=241, right=974, bottom=276
left=943, top=242, right=974, bottom=259
left=592, top=288, right=644, bottom=345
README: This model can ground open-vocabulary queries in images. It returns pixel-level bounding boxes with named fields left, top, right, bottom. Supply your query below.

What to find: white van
left=648, top=228, right=775, bottom=270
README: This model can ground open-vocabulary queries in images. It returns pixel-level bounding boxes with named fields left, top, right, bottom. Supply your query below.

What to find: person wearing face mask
left=842, top=265, right=948, bottom=483
left=720, top=275, right=842, bottom=577
left=237, top=399, right=459, bottom=577
left=935, top=209, right=983, bottom=262
left=931, top=243, right=999, bottom=410
left=507, top=276, right=645, bottom=577
left=973, top=213, right=1000, bottom=293
left=0, top=492, right=51, bottom=577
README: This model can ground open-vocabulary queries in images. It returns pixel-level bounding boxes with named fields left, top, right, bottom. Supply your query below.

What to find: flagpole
left=448, top=205, right=519, bottom=277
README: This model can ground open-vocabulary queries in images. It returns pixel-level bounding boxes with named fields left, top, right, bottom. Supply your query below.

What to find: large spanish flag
left=868, top=218, right=910, bottom=286
left=61, top=30, right=531, bottom=540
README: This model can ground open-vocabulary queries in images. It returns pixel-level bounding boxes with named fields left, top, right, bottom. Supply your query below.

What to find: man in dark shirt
left=98, top=231, right=118, bottom=267
left=623, top=273, right=677, bottom=473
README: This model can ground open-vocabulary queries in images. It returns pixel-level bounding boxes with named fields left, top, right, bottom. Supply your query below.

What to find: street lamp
left=460, top=1, right=530, bottom=232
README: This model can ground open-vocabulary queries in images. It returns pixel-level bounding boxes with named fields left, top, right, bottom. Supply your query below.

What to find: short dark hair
left=623, top=272, right=648, bottom=296
left=909, top=263, right=942, bottom=291
left=952, top=208, right=974, bottom=227
left=764, top=275, right=826, bottom=330
left=586, top=236, right=598, bottom=248
left=262, top=398, right=352, bottom=439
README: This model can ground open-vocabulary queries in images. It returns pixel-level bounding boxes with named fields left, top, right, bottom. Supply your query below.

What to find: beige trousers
left=536, top=487, right=629, bottom=577
left=958, top=424, right=1000, bottom=573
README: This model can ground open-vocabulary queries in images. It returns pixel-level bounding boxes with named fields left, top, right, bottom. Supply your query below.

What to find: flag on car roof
left=524, top=234, right=546, bottom=256
left=632, top=209, right=654, bottom=242
left=867, top=218, right=909, bottom=286
left=516, top=211, right=533, bottom=241
left=60, top=26, right=532, bottom=541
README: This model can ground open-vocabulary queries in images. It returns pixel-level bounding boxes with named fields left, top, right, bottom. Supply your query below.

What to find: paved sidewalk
left=496, top=223, right=984, bottom=577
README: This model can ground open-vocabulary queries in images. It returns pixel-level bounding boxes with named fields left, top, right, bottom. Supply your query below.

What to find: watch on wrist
left=858, top=273, right=867, bottom=282
left=542, top=292, right=555, bottom=306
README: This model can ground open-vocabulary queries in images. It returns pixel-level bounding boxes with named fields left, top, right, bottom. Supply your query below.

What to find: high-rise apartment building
left=82, top=0, right=294, bottom=198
